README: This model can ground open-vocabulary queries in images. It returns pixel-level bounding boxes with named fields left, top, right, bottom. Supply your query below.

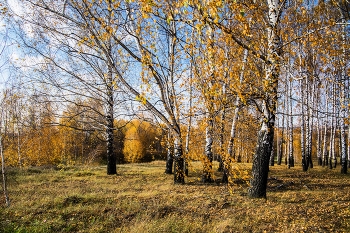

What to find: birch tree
left=9, top=0, right=188, bottom=180
left=0, top=90, right=10, bottom=207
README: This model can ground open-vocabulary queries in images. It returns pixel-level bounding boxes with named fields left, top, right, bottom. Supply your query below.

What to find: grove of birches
left=0, top=0, right=349, bottom=200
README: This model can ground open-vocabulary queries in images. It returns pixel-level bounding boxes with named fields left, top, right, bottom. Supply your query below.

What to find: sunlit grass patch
left=1, top=161, right=349, bottom=232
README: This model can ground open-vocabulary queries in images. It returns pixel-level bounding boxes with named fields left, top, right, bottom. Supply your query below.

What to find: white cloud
left=8, top=0, right=36, bottom=38
left=10, top=51, right=46, bottom=73
left=8, top=0, right=25, bottom=17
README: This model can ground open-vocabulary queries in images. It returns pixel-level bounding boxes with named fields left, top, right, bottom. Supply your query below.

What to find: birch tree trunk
left=202, top=108, right=214, bottom=183
left=218, top=100, right=225, bottom=172
left=224, top=49, right=248, bottom=183
left=184, top=114, right=191, bottom=176
left=340, top=15, right=348, bottom=174
left=348, top=66, right=350, bottom=169
left=307, top=78, right=317, bottom=169
left=106, top=65, right=116, bottom=175
left=329, top=83, right=336, bottom=169
left=348, top=124, right=350, bottom=169
left=202, top=28, right=216, bottom=183
left=227, top=49, right=248, bottom=159
left=248, top=0, right=282, bottom=198
left=340, top=93, right=347, bottom=174
left=184, top=58, right=193, bottom=176
left=15, top=100, right=22, bottom=168
left=304, top=77, right=312, bottom=169
left=348, top=116, right=350, bottom=169
left=269, top=143, right=275, bottom=166
left=0, top=107, right=10, bottom=207
left=165, top=130, right=174, bottom=174
left=316, top=88, right=322, bottom=166
left=288, top=78, right=294, bottom=168
left=322, top=83, right=329, bottom=167
left=105, top=6, right=116, bottom=175
left=277, top=93, right=286, bottom=165
left=300, top=78, right=307, bottom=171
left=276, top=115, right=281, bottom=165
left=173, top=136, right=184, bottom=184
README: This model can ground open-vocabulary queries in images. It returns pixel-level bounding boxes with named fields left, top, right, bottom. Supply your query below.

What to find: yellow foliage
left=123, top=120, right=163, bottom=163
left=123, top=136, right=144, bottom=163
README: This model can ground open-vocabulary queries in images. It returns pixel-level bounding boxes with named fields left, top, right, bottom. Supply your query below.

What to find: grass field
left=1, top=161, right=350, bottom=232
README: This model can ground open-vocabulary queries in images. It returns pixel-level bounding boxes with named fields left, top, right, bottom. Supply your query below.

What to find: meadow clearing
left=1, top=161, right=350, bottom=233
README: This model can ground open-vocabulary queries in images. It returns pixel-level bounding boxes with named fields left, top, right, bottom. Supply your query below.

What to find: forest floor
left=1, top=161, right=350, bottom=233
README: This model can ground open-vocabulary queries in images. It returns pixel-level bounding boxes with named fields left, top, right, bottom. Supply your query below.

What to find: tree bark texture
left=329, top=83, right=336, bottom=169
left=165, top=131, right=174, bottom=174
left=218, top=106, right=225, bottom=172
left=248, top=120, right=275, bottom=198
left=105, top=47, right=116, bottom=174
left=106, top=84, right=116, bottom=175
left=322, top=85, right=329, bottom=167
left=340, top=16, right=347, bottom=174
left=248, top=0, right=281, bottom=198
left=1, top=125, right=10, bottom=207
left=202, top=112, right=214, bottom=183
left=300, top=79, right=307, bottom=171
left=173, top=137, right=184, bottom=184
left=288, top=79, right=294, bottom=168
left=277, top=95, right=286, bottom=166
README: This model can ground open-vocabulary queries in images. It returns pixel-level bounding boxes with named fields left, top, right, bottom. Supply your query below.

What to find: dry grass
left=1, top=161, right=350, bottom=233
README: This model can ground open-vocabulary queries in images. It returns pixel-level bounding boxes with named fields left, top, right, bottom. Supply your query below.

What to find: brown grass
left=1, top=161, right=350, bottom=232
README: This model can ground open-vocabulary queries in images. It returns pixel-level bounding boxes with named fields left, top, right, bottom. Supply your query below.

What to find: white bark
left=316, top=88, right=322, bottom=166
left=0, top=103, right=10, bottom=207
left=329, top=83, right=337, bottom=168
left=203, top=110, right=214, bottom=182
left=307, top=78, right=317, bottom=169
left=227, top=49, right=248, bottom=158
left=300, top=78, right=307, bottom=171
left=322, top=83, right=329, bottom=166
left=249, top=0, right=282, bottom=198
left=288, top=78, right=294, bottom=167
left=278, top=87, right=286, bottom=165
left=339, top=14, right=348, bottom=174
left=202, top=28, right=215, bottom=183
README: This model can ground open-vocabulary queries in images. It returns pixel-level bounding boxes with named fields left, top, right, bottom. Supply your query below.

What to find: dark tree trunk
left=202, top=120, right=214, bottom=183
left=106, top=107, right=116, bottom=175
left=248, top=0, right=281, bottom=198
left=269, top=144, right=274, bottom=166
left=106, top=68, right=116, bottom=175
left=341, top=159, right=348, bottom=174
left=165, top=148, right=173, bottom=174
left=318, top=156, right=323, bottom=167
left=218, top=106, right=226, bottom=172
left=165, top=132, right=173, bottom=174
left=348, top=124, right=350, bottom=169
left=184, top=158, right=189, bottom=176
left=317, top=117, right=323, bottom=166
left=173, top=138, right=184, bottom=184
left=287, top=78, right=294, bottom=168
left=218, top=157, right=224, bottom=172
left=277, top=138, right=282, bottom=165
left=276, top=116, right=282, bottom=165
left=174, top=156, right=184, bottom=183
left=248, top=120, right=275, bottom=198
